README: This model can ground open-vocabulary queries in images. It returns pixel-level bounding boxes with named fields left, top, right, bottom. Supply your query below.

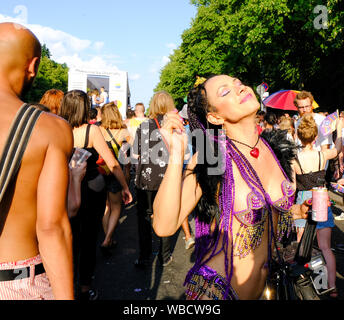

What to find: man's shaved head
left=0, top=22, right=41, bottom=98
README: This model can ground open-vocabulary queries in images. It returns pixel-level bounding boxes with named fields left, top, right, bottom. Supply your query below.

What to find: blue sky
left=0, top=1, right=197, bottom=108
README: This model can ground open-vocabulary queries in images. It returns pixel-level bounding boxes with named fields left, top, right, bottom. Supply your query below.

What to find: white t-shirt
left=91, top=94, right=98, bottom=106
left=99, top=91, right=108, bottom=107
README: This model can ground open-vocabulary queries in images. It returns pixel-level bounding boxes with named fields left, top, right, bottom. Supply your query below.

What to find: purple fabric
left=196, top=264, right=218, bottom=280
left=185, top=264, right=239, bottom=300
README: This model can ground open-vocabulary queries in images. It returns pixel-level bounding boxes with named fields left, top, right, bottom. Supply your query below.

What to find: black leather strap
left=0, top=263, right=45, bottom=282
left=84, top=124, right=91, bottom=149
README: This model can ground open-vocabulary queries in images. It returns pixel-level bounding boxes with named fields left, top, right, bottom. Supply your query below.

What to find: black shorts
left=104, top=175, right=122, bottom=194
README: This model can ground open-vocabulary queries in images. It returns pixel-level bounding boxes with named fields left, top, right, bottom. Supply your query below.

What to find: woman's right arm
left=153, top=152, right=202, bottom=237
left=153, top=113, right=202, bottom=237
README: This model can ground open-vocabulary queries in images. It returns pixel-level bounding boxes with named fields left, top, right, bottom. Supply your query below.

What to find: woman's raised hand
left=160, top=109, right=188, bottom=162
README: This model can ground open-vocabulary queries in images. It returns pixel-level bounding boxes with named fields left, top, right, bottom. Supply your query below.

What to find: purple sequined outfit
left=184, top=137, right=295, bottom=300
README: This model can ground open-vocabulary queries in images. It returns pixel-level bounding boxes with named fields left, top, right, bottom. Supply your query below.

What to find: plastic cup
left=69, top=148, right=92, bottom=168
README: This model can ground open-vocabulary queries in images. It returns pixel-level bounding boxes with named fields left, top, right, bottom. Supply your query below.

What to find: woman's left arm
left=289, top=159, right=310, bottom=220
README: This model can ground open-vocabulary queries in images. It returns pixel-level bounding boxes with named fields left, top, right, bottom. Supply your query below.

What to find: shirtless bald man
left=0, top=23, right=74, bottom=299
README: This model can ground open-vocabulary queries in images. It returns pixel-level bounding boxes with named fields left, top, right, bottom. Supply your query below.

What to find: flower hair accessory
left=194, top=76, right=207, bottom=88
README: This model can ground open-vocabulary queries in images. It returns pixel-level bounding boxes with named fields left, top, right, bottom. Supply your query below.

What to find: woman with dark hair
left=263, top=111, right=278, bottom=132
left=153, top=75, right=309, bottom=300
left=59, top=90, right=132, bottom=300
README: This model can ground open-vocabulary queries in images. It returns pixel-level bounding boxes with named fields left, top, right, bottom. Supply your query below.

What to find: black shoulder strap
left=295, top=155, right=305, bottom=174
left=106, top=128, right=121, bottom=150
left=0, top=104, right=43, bottom=204
left=318, top=151, right=322, bottom=171
left=84, top=124, right=91, bottom=148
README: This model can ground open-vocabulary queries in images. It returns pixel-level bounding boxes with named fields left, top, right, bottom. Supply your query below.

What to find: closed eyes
left=220, top=89, right=231, bottom=97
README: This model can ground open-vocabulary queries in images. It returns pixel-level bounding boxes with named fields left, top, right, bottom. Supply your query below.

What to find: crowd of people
left=0, top=22, right=343, bottom=301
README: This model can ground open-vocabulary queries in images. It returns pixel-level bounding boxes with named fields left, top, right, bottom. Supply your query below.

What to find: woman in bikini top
left=152, top=75, right=316, bottom=300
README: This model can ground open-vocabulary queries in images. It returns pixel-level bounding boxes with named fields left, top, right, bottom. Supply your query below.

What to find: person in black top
left=291, top=113, right=343, bottom=297
left=132, top=91, right=176, bottom=268
left=59, top=90, right=132, bottom=300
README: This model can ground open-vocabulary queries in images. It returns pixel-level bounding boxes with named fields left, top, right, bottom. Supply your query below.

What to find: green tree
left=25, top=44, right=69, bottom=103
left=156, top=0, right=344, bottom=111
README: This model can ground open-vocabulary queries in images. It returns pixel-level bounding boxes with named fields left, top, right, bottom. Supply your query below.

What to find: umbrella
left=263, top=90, right=319, bottom=111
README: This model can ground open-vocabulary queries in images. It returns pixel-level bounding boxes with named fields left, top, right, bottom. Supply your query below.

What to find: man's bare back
left=0, top=23, right=74, bottom=299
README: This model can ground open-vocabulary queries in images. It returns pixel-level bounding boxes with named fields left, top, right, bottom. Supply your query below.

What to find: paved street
left=93, top=198, right=195, bottom=300
left=92, top=189, right=344, bottom=301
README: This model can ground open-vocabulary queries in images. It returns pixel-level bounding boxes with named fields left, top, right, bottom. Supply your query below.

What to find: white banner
left=68, top=68, right=129, bottom=119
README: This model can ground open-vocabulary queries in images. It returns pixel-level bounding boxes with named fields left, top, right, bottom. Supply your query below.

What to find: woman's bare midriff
left=200, top=217, right=273, bottom=300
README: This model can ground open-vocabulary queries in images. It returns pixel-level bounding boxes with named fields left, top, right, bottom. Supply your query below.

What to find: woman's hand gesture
left=160, top=110, right=188, bottom=163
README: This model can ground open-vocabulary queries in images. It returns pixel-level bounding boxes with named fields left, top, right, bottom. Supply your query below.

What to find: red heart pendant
left=250, top=147, right=259, bottom=158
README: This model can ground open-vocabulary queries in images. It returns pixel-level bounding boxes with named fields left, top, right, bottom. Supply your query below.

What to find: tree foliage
left=156, top=0, right=344, bottom=111
left=25, top=44, right=69, bottom=103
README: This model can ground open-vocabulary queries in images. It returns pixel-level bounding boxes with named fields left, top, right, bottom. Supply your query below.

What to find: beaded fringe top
left=185, top=137, right=295, bottom=299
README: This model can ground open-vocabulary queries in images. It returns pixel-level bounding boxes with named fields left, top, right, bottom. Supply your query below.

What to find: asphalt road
left=92, top=189, right=344, bottom=301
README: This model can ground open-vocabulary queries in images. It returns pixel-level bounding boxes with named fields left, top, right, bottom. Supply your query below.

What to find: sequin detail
left=185, top=265, right=239, bottom=300
left=271, top=180, right=296, bottom=212
left=233, top=180, right=295, bottom=258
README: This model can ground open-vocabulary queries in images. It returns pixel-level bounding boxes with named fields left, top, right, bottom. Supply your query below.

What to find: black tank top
left=71, top=124, right=99, bottom=182
left=295, top=151, right=326, bottom=191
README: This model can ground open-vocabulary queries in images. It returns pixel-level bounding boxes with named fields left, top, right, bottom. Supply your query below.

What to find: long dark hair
left=58, top=90, right=90, bottom=128
left=186, top=76, right=224, bottom=225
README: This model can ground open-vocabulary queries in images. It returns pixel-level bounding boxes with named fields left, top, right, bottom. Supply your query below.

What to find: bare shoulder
left=36, top=112, right=73, bottom=152
left=90, top=123, right=102, bottom=134
left=89, top=123, right=103, bottom=139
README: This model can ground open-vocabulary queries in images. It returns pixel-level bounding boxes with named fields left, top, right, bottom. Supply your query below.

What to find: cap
left=179, top=104, right=188, bottom=119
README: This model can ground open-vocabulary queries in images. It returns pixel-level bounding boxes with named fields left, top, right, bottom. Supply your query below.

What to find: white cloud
left=93, top=41, right=104, bottom=51
left=0, top=6, right=28, bottom=25
left=161, top=56, right=170, bottom=66
left=148, top=42, right=178, bottom=75
left=28, top=24, right=92, bottom=58
left=166, top=43, right=177, bottom=50
left=149, top=55, right=171, bottom=74
left=129, top=73, right=141, bottom=81
left=0, top=10, right=121, bottom=72
left=56, top=54, right=119, bottom=72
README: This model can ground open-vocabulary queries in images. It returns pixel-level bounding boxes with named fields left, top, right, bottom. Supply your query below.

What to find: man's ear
left=27, top=57, right=40, bottom=79
left=206, top=112, right=224, bottom=126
